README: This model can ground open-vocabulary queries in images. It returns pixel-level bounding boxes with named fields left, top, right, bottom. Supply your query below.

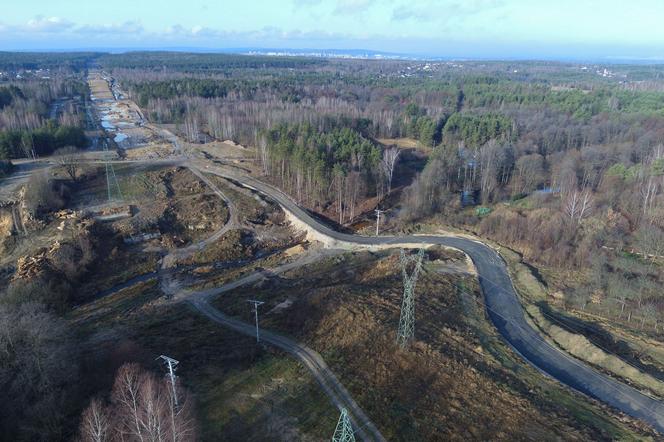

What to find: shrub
left=23, top=171, right=67, bottom=218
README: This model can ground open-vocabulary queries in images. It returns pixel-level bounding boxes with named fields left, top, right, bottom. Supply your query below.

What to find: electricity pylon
left=331, top=408, right=356, bottom=442
left=157, top=355, right=180, bottom=408
left=102, top=139, right=123, bottom=202
left=396, top=249, right=425, bottom=348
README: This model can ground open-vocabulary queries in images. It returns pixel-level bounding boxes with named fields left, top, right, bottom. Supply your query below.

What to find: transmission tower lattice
left=102, top=139, right=123, bottom=202
left=396, top=248, right=425, bottom=348
left=331, top=408, right=356, bottom=442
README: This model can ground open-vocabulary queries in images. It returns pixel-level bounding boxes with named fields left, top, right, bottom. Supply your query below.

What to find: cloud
left=78, top=21, right=144, bottom=35
left=391, top=0, right=505, bottom=23
left=334, top=0, right=376, bottom=15
left=186, top=25, right=227, bottom=38
left=292, top=0, right=323, bottom=6
left=154, top=24, right=358, bottom=47
left=391, top=5, right=432, bottom=21
left=0, top=18, right=357, bottom=47
left=163, top=24, right=223, bottom=39
left=26, top=16, right=74, bottom=32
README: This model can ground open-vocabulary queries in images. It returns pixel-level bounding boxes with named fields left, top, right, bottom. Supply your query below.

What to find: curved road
left=6, top=153, right=662, bottom=435
left=197, top=162, right=664, bottom=435
left=185, top=250, right=385, bottom=442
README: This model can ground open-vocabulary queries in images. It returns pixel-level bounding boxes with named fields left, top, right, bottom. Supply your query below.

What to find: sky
left=2, top=0, right=664, bottom=60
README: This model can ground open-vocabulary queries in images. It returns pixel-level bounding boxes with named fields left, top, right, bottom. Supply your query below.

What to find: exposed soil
left=70, top=165, right=230, bottom=247
left=7, top=144, right=652, bottom=440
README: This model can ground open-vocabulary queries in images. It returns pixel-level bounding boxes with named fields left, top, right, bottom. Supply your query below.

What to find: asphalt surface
left=201, top=163, right=664, bottom=435
left=5, top=152, right=663, bottom=435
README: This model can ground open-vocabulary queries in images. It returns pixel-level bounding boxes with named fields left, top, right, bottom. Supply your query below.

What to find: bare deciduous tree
left=551, top=150, right=580, bottom=197
left=478, top=140, right=499, bottom=203
left=381, top=146, right=401, bottom=195
left=79, top=363, right=196, bottom=442
left=636, top=225, right=664, bottom=262
left=639, top=303, right=658, bottom=330
left=563, top=188, right=593, bottom=224
left=54, top=146, right=80, bottom=181
left=639, top=145, right=663, bottom=219
left=512, top=153, right=544, bottom=195
left=79, top=399, right=110, bottom=442
left=0, top=304, right=76, bottom=441
left=112, top=363, right=146, bottom=440
left=183, top=113, right=200, bottom=143
left=258, top=134, right=269, bottom=175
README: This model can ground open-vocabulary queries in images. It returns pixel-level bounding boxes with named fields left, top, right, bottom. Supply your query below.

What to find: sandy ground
left=88, top=71, right=163, bottom=153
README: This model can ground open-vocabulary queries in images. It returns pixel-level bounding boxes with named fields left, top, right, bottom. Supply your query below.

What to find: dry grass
left=497, top=239, right=664, bottom=400
left=376, top=137, right=421, bottom=149
left=69, top=280, right=337, bottom=441
left=88, top=78, right=114, bottom=100
left=526, top=304, right=664, bottom=398
left=211, top=250, right=652, bottom=441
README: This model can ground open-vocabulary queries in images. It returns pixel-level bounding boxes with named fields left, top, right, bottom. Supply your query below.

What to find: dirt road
left=197, top=161, right=664, bottom=435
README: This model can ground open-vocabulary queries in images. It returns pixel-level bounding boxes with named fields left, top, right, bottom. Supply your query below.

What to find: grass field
left=88, top=77, right=114, bottom=100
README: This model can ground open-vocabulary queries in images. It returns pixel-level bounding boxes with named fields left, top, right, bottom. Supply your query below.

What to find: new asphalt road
left=200, top=162, right=664, bottom=435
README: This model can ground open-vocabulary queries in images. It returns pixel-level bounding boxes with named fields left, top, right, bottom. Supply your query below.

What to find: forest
left=0, top=51, right=663, bottom=440
left=0, top=66, right=89, bottom=159
left=98, top=53, right=664, bottom=331
left=262, top=123, right=382, bottom=222
left=97, top=51, right=324, bottom=71
left=0, top=51, right=98, bottom=71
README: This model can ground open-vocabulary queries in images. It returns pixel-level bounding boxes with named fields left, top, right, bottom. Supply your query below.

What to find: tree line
left=0, top=51, right=99, bottom=72
left=260, top=123, right=386, bottom=223
left=0, top=77, right=89, bottom=159
left=0, top=122, right=87, bottom=159
left=104, top=59, right=664, bottom=154
left=98, top=51, right=325, bottom=71
left=401, top=137, right=664, bottom=330
left=104, top=54, right=664, bottom=332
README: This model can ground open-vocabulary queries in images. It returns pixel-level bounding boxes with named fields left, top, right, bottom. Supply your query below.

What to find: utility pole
left=157, top=355, right=180, bottom=408
left=374, top=209, right=383, bottom=236
left=247, top=300, right=265, bottom=342
left=396, top=249, right=425, bottom=348
left=331, top=408, right=356, bottom=442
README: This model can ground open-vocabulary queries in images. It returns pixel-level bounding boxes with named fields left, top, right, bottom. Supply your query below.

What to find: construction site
left=2, top=58, right=664, bottom=442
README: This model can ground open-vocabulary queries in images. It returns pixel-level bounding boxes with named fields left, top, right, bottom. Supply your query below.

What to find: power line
left=407, top=246, right=664, bottom=408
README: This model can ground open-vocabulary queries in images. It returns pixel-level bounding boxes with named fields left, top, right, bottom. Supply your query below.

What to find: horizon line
left=1, top=46, right=664, bottom=65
